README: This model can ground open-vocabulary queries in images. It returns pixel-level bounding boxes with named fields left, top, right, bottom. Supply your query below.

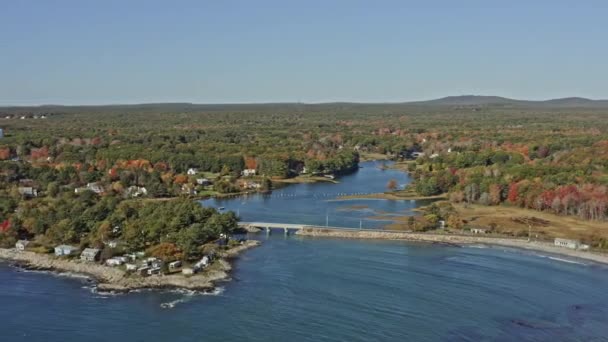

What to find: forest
left=0, top=99, right=607, bottom=252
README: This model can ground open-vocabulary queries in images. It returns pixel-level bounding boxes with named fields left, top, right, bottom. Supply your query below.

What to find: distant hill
left=2, top=95, right=608, bottom=112
left=407, top=95, right=608, bottom=108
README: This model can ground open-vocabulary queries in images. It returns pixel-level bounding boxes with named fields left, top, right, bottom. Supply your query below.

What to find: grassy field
left=452, top=203, right=608, bottom=242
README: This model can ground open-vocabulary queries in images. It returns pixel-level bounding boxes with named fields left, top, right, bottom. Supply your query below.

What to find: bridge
left=238, top=221, right=382, bottom=235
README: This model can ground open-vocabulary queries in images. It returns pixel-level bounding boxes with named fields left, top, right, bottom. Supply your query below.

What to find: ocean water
left=2, top=161, right=608, bottom=341
left=2, top=238, right=608, bottom=341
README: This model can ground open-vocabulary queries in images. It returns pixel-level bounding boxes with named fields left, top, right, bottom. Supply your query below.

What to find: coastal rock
left=0, top=240, right=260, bottom=293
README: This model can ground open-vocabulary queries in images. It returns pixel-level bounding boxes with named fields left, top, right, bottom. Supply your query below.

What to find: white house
left=106, top=258, right=124, bottom=267
left=242, top=169, right=256, bottom=177
left=187, top=168, right=198, bottom=175
left=194, top=255, right=210, bottom=270
left=169, top=261, right=182, bottom=269
left=148, top=267, right=161, bottom=276
left=554, top=238, right=582, bottom=250
left=80, top=248, right=100, bottom=262
left=15, top=240, right=30, bottom=251
left=470, top=228, right=487, bottom=234
left=125, top=263, right=138, bottom=271
left=54, top=245, right=79, bottom=256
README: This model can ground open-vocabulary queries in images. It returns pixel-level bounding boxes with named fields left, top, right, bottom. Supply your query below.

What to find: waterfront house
left=242, top=169, right=256, bottom=177
left=554, top=238, right=583, bottom=250
left=106, top=258, right=123, bottom=267
left=243, top=181, right=261, bottom=190
left=182, top=267, right=195, bottom=275
left=15, top=240, right=30, bottom=251
left=169, top=261, right=182, bottom=269
left=187, top=168, right=198, bottom=175
left=194, top=255, right=210, bottom=270
left=54, top=245, right=79, bottom=256
left=470, top=228, right=487, bottom=234
left=80, top=248, right=101, bottom=262
left=106, top=256, right=127, bottom=266
left=147, top=267, right=161, bottom=276
left=438, top=220, right=446, bottom=229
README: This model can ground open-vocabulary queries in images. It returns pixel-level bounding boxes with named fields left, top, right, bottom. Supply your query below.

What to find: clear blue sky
left=1, top=0, right=607, bottom=105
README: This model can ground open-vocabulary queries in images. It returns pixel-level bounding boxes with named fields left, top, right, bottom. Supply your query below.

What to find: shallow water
left=201, top=160, right=419, bottom=228
left=2, top=161, right=608, bottom=341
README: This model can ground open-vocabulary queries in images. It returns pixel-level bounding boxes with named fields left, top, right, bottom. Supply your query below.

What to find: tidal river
left=2, top=161, right=608, bottom=341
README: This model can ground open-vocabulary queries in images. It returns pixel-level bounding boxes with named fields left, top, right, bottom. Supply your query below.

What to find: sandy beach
left=296, top=228, right=608, bottom=265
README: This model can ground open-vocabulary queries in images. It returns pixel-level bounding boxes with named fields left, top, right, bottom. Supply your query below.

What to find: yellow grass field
left=452, top=203, right=608, bottom=241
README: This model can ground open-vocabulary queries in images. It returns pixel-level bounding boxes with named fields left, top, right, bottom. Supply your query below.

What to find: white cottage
left=54, top=245, right=79, bottom=256
left=15, top=240, right=30, bottom=251
left=554, top=238, right=580, bottom=250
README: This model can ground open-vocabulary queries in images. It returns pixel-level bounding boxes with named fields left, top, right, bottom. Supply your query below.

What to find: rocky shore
left=296, top=228, right=608, bottom=265
left=0, top=240, right=260, bottom=293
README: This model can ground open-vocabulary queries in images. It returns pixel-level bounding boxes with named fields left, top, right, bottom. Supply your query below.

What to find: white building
left=554, top=238, right=582, bottom=250
left=470, top=228, right=487, bottom=234
left=242, top=169, right=256, bottom=177
left=106, top=258, right=124, bottom=267
left=15, top=240, right=29, bottom=251
left=187, top=168, right=198, bottom=175
left=54, top=245, right=79, bottom=256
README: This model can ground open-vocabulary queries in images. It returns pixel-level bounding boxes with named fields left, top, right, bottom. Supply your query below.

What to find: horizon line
left=1, top=95, right=607, bottom=108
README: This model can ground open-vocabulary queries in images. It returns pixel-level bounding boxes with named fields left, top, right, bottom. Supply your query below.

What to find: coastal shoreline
left=295, top=228, right=608, bottom=265
left=0, top=240, right=260, bottom=293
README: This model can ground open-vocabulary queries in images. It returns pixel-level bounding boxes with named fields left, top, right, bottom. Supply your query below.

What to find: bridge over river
left=239, top=221, right=383, bottom=235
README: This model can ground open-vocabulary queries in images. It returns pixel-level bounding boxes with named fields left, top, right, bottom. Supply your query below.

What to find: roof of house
left=55, top=244, right=78, bottom=250
left=81, top=248, right=100, bottom=255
